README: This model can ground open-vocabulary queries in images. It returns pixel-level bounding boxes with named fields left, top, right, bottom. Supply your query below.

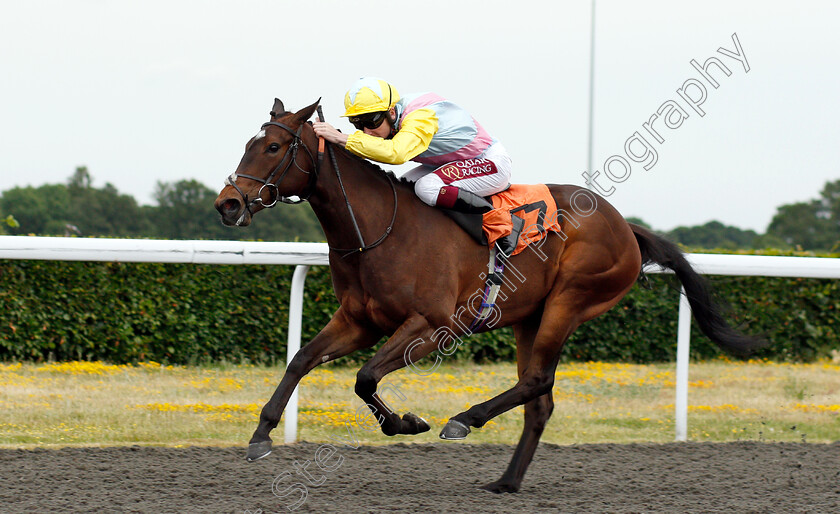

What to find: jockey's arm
left=345, top=108, right=439, bottom=165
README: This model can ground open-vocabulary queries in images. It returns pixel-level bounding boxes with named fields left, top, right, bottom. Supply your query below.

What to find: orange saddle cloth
left=483, top=184, right=561, bottom=256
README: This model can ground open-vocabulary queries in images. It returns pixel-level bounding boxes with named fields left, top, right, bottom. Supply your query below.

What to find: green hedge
left=1, top=252, right=838, bottom=364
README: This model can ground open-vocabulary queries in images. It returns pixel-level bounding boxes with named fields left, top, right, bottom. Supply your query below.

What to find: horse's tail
left=629, top=223, right=767, bottom=356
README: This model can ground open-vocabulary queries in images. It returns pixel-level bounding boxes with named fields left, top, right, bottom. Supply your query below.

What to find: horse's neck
left=308, top=147, right=399, bottom=251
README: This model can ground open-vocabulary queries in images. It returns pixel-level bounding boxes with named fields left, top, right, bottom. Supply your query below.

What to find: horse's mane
left=295, top=118, right=413, bottom=189
left=332, top=143, right=414, bottom=189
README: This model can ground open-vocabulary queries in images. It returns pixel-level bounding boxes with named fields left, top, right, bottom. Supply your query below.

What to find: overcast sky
left=1, top=0, right=838, bottom=232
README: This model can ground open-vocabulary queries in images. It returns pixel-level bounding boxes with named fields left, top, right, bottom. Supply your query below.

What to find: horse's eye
left=268, top=143, right=280, bottom=153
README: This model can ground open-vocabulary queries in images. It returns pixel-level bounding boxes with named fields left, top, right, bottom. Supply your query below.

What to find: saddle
left=441, top=184, right=563, bottom=331
left=443, top=184, right=561, bottom=257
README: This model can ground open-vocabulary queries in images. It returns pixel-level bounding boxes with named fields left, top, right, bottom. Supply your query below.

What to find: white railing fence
left=2, top=236, right=839, bottom=443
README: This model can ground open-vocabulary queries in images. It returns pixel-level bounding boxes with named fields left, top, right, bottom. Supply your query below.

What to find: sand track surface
left=2, top=442, right=839, bottom=513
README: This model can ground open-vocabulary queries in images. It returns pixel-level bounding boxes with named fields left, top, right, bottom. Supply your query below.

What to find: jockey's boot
left=449, top=188, right=495, bottom=214
left=449, top=189, right=524, bottom=258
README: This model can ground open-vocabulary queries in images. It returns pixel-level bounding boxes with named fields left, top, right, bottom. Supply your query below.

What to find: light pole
left=586, top=0, right=597, bottom=190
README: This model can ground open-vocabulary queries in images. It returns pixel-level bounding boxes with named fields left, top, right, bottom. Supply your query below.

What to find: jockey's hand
left=312, top=121, right=348, bottom=146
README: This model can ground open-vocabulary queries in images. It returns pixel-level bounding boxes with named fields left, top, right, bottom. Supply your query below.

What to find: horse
left=214, top=99, right=765, bottom=493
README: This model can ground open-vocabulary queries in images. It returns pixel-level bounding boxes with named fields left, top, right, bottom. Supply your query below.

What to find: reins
left=315, top=106, right=398, bottom=259
left=328, top=170, right=398, bottom=259
left=227, top=106, right=398, bottom=259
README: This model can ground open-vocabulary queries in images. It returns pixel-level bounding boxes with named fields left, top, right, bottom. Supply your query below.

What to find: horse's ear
left=293, top=98, right=321, bottom=124
left=270, top=98, right=286, bottom=120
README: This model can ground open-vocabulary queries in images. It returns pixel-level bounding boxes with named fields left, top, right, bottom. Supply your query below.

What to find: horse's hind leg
left=478, top=311, right=555, bottom=493
left=439, top=304, right=578, bottom=444
left=483, top=393, right=554, bottom=493
left=441, top=256, right=636, bottom=443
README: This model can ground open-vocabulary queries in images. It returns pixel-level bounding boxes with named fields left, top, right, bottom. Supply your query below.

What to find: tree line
left=1, top=167, right=838, bottom=251
left=658, top=178, right=840, bottom=252
left=0, top=167, right=324, bottom=241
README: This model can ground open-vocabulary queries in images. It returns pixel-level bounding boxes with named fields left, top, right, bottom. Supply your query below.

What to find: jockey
left=312, top=77, right=522, bottom=257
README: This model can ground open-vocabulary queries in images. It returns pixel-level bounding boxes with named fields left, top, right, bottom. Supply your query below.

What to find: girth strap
left=468, top=248, right=506, bottom=332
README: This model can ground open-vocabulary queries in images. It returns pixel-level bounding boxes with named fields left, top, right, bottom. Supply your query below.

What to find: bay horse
left=214, top=99, right=764, bottom=493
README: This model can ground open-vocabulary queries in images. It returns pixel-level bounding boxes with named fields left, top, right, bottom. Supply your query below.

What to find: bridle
left=225, top=110, right=398, bottom=258
left=224, top=119, right=319, bottom=215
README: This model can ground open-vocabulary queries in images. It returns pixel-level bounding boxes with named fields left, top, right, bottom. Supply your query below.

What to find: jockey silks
left=344, top=92, right=496, bottom=167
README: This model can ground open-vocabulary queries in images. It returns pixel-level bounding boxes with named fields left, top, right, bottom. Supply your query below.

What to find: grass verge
left=0, top=359, right=838, bottom=449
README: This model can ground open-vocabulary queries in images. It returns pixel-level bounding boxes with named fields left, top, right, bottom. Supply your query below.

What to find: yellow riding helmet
left=343, top=77, right=400, bottom=117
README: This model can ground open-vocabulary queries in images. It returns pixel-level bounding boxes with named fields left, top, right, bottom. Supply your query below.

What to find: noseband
left=225, top=120, right=319, bottom=215
left=226, top=112, right=398, bottom=259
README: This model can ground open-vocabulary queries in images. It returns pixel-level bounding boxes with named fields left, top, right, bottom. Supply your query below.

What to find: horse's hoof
left=402, top=412, right=431, bottom=434
left=246, top=441, right=272, bottom=462
left=439, top=419, right=471, bottom=440
left=480, top=480, right=520, bottom=494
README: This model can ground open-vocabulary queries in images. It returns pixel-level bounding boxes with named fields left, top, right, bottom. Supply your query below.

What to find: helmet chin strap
left=385, top=108, right=398, bottom=140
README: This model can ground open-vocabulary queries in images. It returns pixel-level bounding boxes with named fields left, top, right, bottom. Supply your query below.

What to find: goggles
left=349, top=111, right=388, bottom=131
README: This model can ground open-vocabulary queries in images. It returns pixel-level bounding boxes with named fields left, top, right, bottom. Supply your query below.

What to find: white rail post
left=675, top=286, right=691, bottom=441
left=284, top=264, right=310, bottom=444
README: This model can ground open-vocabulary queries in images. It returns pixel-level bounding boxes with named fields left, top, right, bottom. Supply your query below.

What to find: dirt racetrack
left=2, top=441, right=839, bottom=513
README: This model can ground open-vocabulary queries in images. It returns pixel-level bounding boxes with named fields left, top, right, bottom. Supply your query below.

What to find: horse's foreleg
left=247, top=307, right=381, bottom=461
left=353, top=315, right=438, bottom=437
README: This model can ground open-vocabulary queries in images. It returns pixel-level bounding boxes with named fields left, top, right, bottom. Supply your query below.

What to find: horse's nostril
left=220, top=198, right=241, bottom=216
